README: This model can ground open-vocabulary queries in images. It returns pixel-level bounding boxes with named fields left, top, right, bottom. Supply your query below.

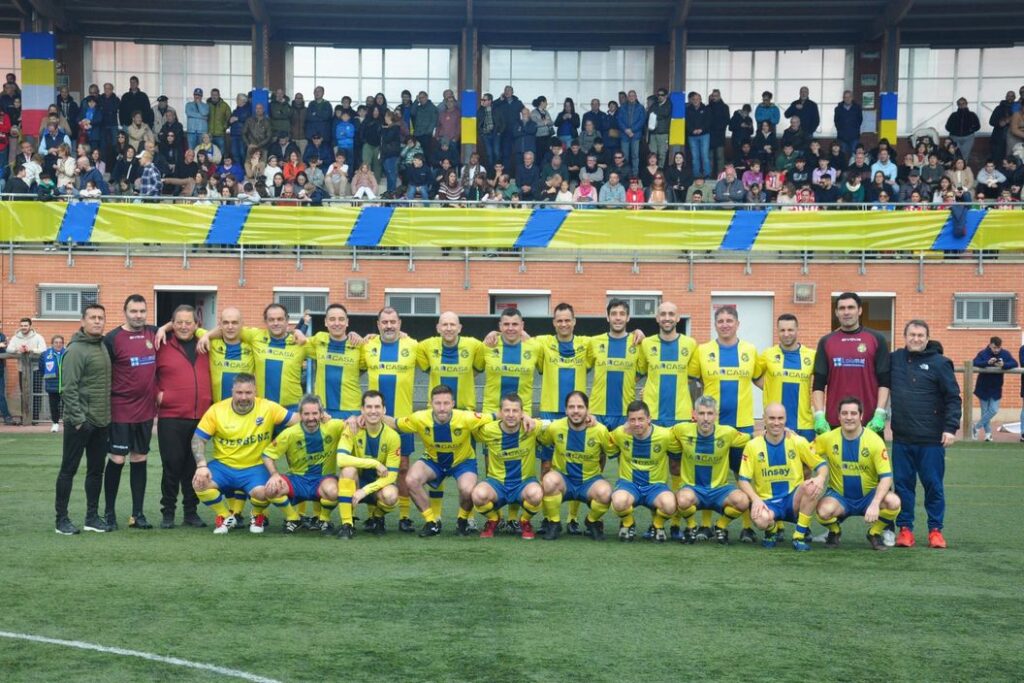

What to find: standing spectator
left=98, top=83, right=121, bottom=166
left=728, top=103, right=755, bottom=151
left=436, top=90, right=461, bottom=149
left=617, top=90, right=646, bottom=177
left=270, top=130, right=299, bottom=164
left=784, top=86, right=820, bottom=139
left=889, top=320, right=961, bottom=550
left=494, top=85, right=523, bottom=167
left=989, top=91, right=1016, bottom=162
left=944, top=98, right=981, bottom=164
left=706, top=89, right=729, bottom=176
left=511, top=107, right=538, bottom=172
left=54, top=304, right=112, bottom=535
left=39, top=335, right=65, bottom=433
left=269, top=88, right=292, bottom=142
left=206, top=88, right=232, bottom=153
left=971, top=336, right=1018, bottom=441
left=833, top=90, right=863, bottom=156
left=754, top=91, right=780, bottom=132
left=685, top=91, right=710, bottom=179
left=10, top=317, right=46, bottom=355
left=556, top=98, right=580, bottom=149
left=529, top=97, right=555, bottom=164
left=228, top=93, right=251, bottom=168
left=57, top=86, right=79, bottom=143
left=411, top=91, right=439, bottom=160
left=360, top=106, right=383, bottom=179
left=648, top=88, right=672, bottom=168
left=0, top=326, right=12, bottom=424
left=478, top=92, right=499, bottom=166
left=185, top=88, right=209, bottom=150
left=1019, top=342, right=1024, bottom=444
left=305, top=86, right=333, bottom=146
left=379, top=111, right=401, bottom=194
left=118, top=76, right=153, bottom=128
left=243, top=103, right=272, bottom=154
left=153, top=96, right=177, bottom=132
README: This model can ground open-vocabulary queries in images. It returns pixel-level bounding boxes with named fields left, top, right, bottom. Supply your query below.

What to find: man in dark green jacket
left=55, top=304, right=112, bottom=535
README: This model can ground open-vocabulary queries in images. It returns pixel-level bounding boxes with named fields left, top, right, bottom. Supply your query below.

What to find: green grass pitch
left=1, top=433, right=1021, bottom=682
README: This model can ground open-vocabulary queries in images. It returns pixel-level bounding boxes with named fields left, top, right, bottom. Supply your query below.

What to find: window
left=953, top=293, right=1016, bottom=327
left=483, top=48, right=654, bottom=107
left=489, top=291, right=551, bottom=317
left=38, top=285, right=98, bottom=319
left=290, top=46, right=454, bottom=104
left=607, top=292, right=661, bottom=317
left=686, top=49, right=850, bottom=137
left=0, top=36, right=20, bottom=84
left=386, top=290, right=439, bottom=317
left=88, top=41, right=252, bottom=111
left=898, top=47, right=1024, bottom=135
left=274, top=289, right=328, bottom=322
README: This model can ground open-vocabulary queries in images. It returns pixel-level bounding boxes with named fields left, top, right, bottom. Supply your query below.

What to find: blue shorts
left=763, top=489, right=799, bottom=523
left=423, top=458, right=478, bottom=486
left=614, top=480, right=672, bottom=509
left=208, top=461, right=269, bottom=495
left=825, top=488, right=877, bottom=518
left=559, top=473, right=603, bottom=503
left=684, top=484, right=737, bottom=513
left=400, top=432, right=415, bottom=458
left=327, top=409, right=360, bottom=420
left=538, top=412, right=565, bottom=460
left=486, top=477, right=538, bottom=509
left=284, top=472, right=334, bottom=502
left=653, top=419, right=686, bottom=429
left=796, top=428, right=816, bottom=442
left=596, top=415, right=627, bottom=430
left=729, top=426, right=755, bottom=474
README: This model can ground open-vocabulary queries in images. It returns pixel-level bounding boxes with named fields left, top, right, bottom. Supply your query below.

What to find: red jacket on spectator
left=156, top=334, right=212, bottom=420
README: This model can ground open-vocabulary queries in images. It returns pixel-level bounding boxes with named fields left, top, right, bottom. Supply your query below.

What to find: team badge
left=708, top=352, right=716, bottom=360
left=598, top=343, right=605, bottom=352
left=803, top=356, right=811, bottom=366
left=832, top=444, right=839, bottom=454
left=757, top=452, right=766, bottom=462
left=857, top=343, right=867, bottom=353
left=680, top=348, right=689, bottom=357
left=557, top=433, right=564, bottom=441
left=860, top=447, right=870, bottom=459
left=433, top=349, right=440, bottom=357
left=524, top=351, right=532, bottom=360
left=650, top=347, right=657, bottom=355
left=716, top=439, right=725, bottom=448
left=653, top=445, right=662, bottom=453
left=774, top=354, right=781, bottom=362
left=460, top=349, right=469, bottom=358
left=587, top=438, right=596, bottom=447
left=401, top=348, right=410, bottom=357
left=454, top=429, right=462, bottom=437
left=787, top=449, right=795, bottom=460
left=255, top=417, right=265, bottom=426
left=370, top=348, right=378, bottom=356
left=741, top=353, right=750, bottom=362
left=145, top=340, right=154, bottom=349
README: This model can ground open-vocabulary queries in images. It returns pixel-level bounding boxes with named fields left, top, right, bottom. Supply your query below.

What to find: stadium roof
left=3, top=0, right=1022, bottom=50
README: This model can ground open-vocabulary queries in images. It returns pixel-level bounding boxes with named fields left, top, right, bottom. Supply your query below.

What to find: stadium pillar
left=880, top=27, right=900, bottom=95
left=460, top=22, right=478, bottom=163
left=251, top=22, right=270, bottom=90
left=668, top=27, right=687, bottom=158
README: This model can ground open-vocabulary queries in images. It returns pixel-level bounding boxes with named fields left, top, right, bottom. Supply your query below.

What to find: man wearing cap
left=118, top=75, right=154, bottom=127
left=303, top=131, right=332, bottom=167
left=899, top=169, right=931, bottom=203
left=648, top=88, right=672, bottom=168
left=270, top=131, right=299, bottom=164
left=154, top=95, right=177, bottom=132
left=185, top=88, right=210, bottom=151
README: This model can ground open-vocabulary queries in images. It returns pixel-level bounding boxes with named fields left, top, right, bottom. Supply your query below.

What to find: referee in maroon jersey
left=102, top=294, right=159, bottom=530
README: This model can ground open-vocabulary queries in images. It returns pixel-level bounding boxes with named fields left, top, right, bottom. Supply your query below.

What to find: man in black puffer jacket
left=888, top=320, right=961, bottom=550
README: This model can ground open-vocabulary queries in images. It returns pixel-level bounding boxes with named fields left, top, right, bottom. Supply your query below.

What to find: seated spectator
left=515, top=151, right=541, bottom=200
left=195, top=149, right=215, bottom=178
left=195, top=133, right=222, bottom=165
left=648, top=172, right=669, bottom=210
left=460, top=151, right=487, bottom=189
left=237, top=181, right=262, bottom=205
left=7, top=164, right=32, bottom=197
left=563, top=139, right=585, bottom=185
left=741, top=160, right=763, bottom=190
left=794, top=186, right=818, bottom=210
left=79, top=179, right=102, bottom=203
left=578, top=119, right=599, bottom=153
left=745, top=182, right=766, bottom=204
left=36, top=171, right=59, bottom=201
left=932, top=176, right=955, bottom=203
left=827, top=141, right=848, bottom=172
left=52, top=144, right=76, bottom=189
left=732, top=141, right=754, bottom=174
left=804, top=140, right=824, bottom=169
left=540, top=154, right=566, bottom=186
left=867, top=171, right=898, bottom=202
left=324, top=152, right=350, bottom=197
left=299, top=182, right=325, bottom=207
left=163, top=147, right=199, bottom=196
left=433, top=158, right=456, bottom=194
left=945, top=157, right=975, bottom=194
left=920, top=153, right=944, bottom=187
left=263, top=154, right=282, bottom=187
left=126, top=111, right=153, bottom=151
left=899, top=169, right=931, bottom=203
left=538, top=173, right=561, bottom=202
left=352, top=163, right=378, bottom=199
left=573, top=175, right=598, bottom=206
left=903, top=190, right=927, bottom=209
left=305, top=157, right=325, bottom=190
left=245, top=147, right=267, bottom=182
left=689, top=189, right=706, bottom=206
left=269, top=132, right=299, bottom=165
left=282, top=151, right=306, bottom=183
left=752, top=120, right=776, bottom=168
left=775, top=184, right=796, bottom=206
left=436, top=169, right=464, bottom=203
left=158, top=110, right=185, bottom=152
left=686, top=176, right=708, bottom=202
left=303, top=132, right=332, bottom=167
left=976, top=160, right=1007, bottom=195
left=268, top=172, right=285, bottom=198
left=713, top=165, right=745, bottom=203
left=598, top=171, right=626, bottom=204
left=665, top=151, right=692, bottom=202
left=995, top=188, right=1015, bottom=208
left=404, top=154, right=432, bottom=203
left=774, top=142, right=799, bottom=174
left=871, top=189, right=895, bottom=210
left=896, top=152, right=919, bottom=185
left=811, top=157, right=837, bottom=187
left=431, top=137, right=459, bottom=170
left=624, top=177, right=646, bottom=209
left=812, top=174, right=841, bottom=204
left=554, top=179, right=574, bottom=207
left=78, top=97, right=102, bottom=151
left=159, top=132, right=186, bottom=179
left=780, top=116, right=808, bottom=152
left=111, top=147, right=140, bottom=194
left=578, top=155, right=604, bottom=192
left=840, top=173, right=866, bottom=204
left=789, top=157, right=811, bottom=187
left=638, top=153, right=660, bottom=189
left=870, top=149, right=898, bottom=184
left=466, top=174, right=490, bottom=202
left=590, top=137, right=611, bottom=170
left=496, top=174, right=519, bottom=201
left=217, top=155, right=245, bottom=183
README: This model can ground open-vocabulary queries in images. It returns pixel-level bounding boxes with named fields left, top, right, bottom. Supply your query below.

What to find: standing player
left=190, top=373, right=299, bottom=534
left=588, top=299, right=642, bottom=431
left=472, top=393, right=544, bottom=539
left=609, top=401, right=680, bottom=542
left=338, top=390, right=402, bottom=538
left=814, top=397, right=901, bottom=551
left=688, top=304, right=764, bottom=542
left=537, top=391, right=617, bottom=541
left=305, top=303, right=363, bottom=419
left=242, top=303, right=308, bottom=410
left=738, top=403, right=828, bottom=552
left=103, top=294, right=159, bottom=531
left=206, top=307, right=255, bottom=403
left=757, top=314, right=816, bottom=441
left=672, top=396, right=752, bottom=544
left=361, top=307, right=419, bottom=532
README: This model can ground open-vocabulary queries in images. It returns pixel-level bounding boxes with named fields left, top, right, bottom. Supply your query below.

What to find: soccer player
left=305, top=303, right=363, bottom=419
left=472, top=393, right=544, bottom=540
left=757, top=314, right=816, bottom=441
left=417, top=311, right=483, bottom=412
left=814, top=396, right=901, bottom=551
left=207, top=307, right=255, bottom=403
left=588, top=299, right=642, bottom=431
left=190, top=373, right=299, bottom=534
left=738, top=403, right=828, bottom=552
left=537, top=391, right=617, bottom=541
left=103, top=294, right=159, bottom=531
left=388, top=384, right=493, bottom=537
left=262, top=394, right=352, bottom=534
left=362, top=306, right=419, bottom=532
left=338, top=390, right=402, bottom=539
left=609, top=401, right=679, bottom=542
left=672, top=396, right=752, bottom=544
left=689, top=304, right=764, bottom=543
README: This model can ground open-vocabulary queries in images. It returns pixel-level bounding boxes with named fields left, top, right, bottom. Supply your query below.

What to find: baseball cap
left=157, top=95, right=168, bottom=102
left=194, top=88, right=203, bottom=96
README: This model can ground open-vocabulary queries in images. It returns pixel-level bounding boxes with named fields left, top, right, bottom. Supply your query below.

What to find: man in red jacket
left=155, top=305, right=212, bottom=529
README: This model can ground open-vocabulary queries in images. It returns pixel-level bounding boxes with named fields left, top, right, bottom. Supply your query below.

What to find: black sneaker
left=398, top=518, right=415, bottom=533
left=543, top=521, right=562, bottom=541
left=318, top=520, right=336, bottom=536
left=160, top=514, right=175, bottom=529
left=371, top=517, right=387, bottom=536
left=825, top=530, right=842, bottom=549
left=456, top=518, right=471, bottom=536
left=642, top=524, right=656, bottom=540
left=618, top=524, right=636, bottom=542
left=539, top=518, right=551, bottom=534
left=669, top=525, right=683, bottom=542
left=128, top=513, right=152, bottom=529
left=584, top=518, right=605, bottom=541
left=83, top=515, right=110, bottom=533
left=506, top=519, right=522, bottom=535
left=714, top=527, right=730, bottom=545
left=336, top=523, right=355, bottom=540
left=363, top=517, right=376, bottom=531
left=55, top=517, right=79, bottom=535
left=739, top=528, right=758, bottom=544
left=694, top=526, right=712, bottom=542
left=566, top=519, right=582, bottom=535
left=182, top=512, right=207, bottom=528
left=866, top=532, right=887, bottom=551
left=418, top=520, right=441, bottom=537
left=300, top=515, right=315, bottom=530
left=283, top=519, right=302, bottom=534
left=681, top=527, right=697, bottom=544
left=232, top=514, right=245, bottom=528
left=103, top=511, right=118, bottom=531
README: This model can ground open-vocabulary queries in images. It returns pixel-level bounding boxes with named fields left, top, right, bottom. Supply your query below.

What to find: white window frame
left=273, top=287, right=329, bottom=322
left=37, top=284, right=99, bottom=321
left=385, top=288, right=440, bottom=317
left=606, top=291, right=662, bottom=318
left=952, top=293, right=1016, bottom=328
left=488, top=289, right=551, bottom=316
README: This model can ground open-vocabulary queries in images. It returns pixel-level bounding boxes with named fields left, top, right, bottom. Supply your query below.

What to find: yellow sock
left=817, top=514, right=841, bottom=533
left=700, top=510, right=712, bottom=527
left=250, top=496, right=269, bottom=518
left=775, top=522, right=786, bottom=533
left=586, top=501, right=609, bottom=522
left=364, top=503, right=378, bottom=519
left=312, top=501, right=321, bottom=518
left=521, top=499, right=540, bottom=522
left=716, top=504, right=742, bottom=530
left=567, top=500, right=580, bottom=521
left=508, top=503, right=521, bottom=520
left=457, top=507, right=471, bottom=521
left=270, top=495, right=299, bottom=521
left=375, top=500, right=395, bottom=515
left=196, top=488, right=231, bottom=518
left=296, top=501, right=308, bottom=517
left=741, top=509, right=753, bottom=530
left=653, top=509, right=670, bottom=529
left=871, top=506, right=901, bottom=535
left=670, top=475, right=683, bottom=526
left=227, top=492, right=246, bottom=516
left=399, top=496, right=411, bottom=519
left=475, top=501, right=499, bottom=522
left=318, top=498, right=337, bottom=521
left=679, top=504, right=698, bottom=529
left=422, top=507, right=437, bottom=523
left=338, top=478, right=356, bottom=525
left=793, top=512, right=812, bottom=540
left=543, top=493, right=563, bottom=523
left=616, top=506, right=635, bottom=527
left=429, top=490, right=444, bottom=520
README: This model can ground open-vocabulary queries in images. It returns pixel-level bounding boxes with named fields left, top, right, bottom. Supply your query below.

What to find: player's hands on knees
left=804, top=478, right=822, bottom=499
left=266, top=474, right=287, bottom=497
left=750, top=499, right=767, bottom=523
left=192, top=469, right=211, bottom=491
left=864, top=503, right=880, bottom=524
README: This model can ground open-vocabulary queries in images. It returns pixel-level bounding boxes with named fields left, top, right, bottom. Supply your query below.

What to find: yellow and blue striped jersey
left=239, top=327, right=307, bottom=409
left=637, top=334, right=698, bottom=424
left=362, top=336, right=419, bottom=418
left=587, top=333, right=641, bottom=419
left=396, top=409, right=492, bottom=468
left=195, top=397, right=292, bottom=469
left=263, top=420, right=351, bottom=477
left=416, top=336, right=483, bottom=410
left=535, top=335, right=592, bottom=415
left=759, top=344, right=816, bottom=432
left=689, top=339, right=764, bottom=429
left=305, top=332, right=363, bottom=417
left=474, top=422, right=540, bottom=486
left=610, top=425, right=680, bottom=486
left=740, top=434, right=825, bottom=500
left=474, top=337, right=542, bottom=414
left=537, top=418, right=617, bottom=483
left=815, top=428, right=892, bottom=498
left=672, top=423, right=752, bottom=488
left=207, top=337, right=255, bottom=402
left=346, top=424, right=403, bottom=494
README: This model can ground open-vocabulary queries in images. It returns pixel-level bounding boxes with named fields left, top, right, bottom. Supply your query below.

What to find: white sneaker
left=224, top=514, right=239, bottom=529
left=50, top=423, right=59, bottom=433
left=811, top=532, right=829, bottom=543
left=984, top=434, right=994, bottom=442
left=249, top=514, right=266, bottom=534
left=213, top=516, right=230, bottom=534
left=882, top=529, right=897, bottom=547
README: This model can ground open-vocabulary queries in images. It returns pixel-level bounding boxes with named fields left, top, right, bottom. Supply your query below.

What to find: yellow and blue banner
left=669, top=92, right=686, bottom=146
left=461, top=90, right=477, bottom=146
left=20, top=32, right=56, bottom=139
left=878, top=92, right=897, bottom=144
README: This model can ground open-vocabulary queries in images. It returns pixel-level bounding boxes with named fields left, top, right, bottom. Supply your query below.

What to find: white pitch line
left=0, top=630, right=284, bottom=683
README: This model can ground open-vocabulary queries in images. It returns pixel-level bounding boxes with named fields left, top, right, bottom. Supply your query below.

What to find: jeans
left=950, top=134, right=976, bottom=163
left=481, top=132, right=500, bottom=167
left=648, top=132, right=668, bottom=167
left=977, top=397, right=1000, bottom=435
left=55, top=422, right=108, bottom=519
left=711, top=144, right=726, bottom=176
left=689, top=133, right=711, bottom=178
left=382, top=156, right=398, bottom=193
left=406, top=184, right=430, bottom=205
left=892, top=441, right=946, bottom=531
left=621, top=135, right=641, bottom=177
left=231, top=134, right=247, bottom=166
left=838, top=137, right=858, bottom=157
left=211, top=135, right=226, bottom=153
left=0, top=371, right=10, bottom=419
left=187, top=131, right=203, bottom=150
left=48, top=391, right=62, bottom=424
left=558, top=134, right=574, bottom=148
left=158, top=417, right=200, bottom=517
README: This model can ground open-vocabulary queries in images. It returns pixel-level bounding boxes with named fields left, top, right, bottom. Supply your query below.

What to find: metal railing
left=957, top=364, right=1024, bottom=438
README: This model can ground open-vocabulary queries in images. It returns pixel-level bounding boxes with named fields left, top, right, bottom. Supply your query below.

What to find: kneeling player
left=538, top=391, right=617, bottom=541
left=262, top=394, right=351, bottom=535
left=737, top=403, right=828, bottom=551
left=815, top=396, right=901, bottom=551
left=673, top=396, right=753, bottom=545
left=472, top=393, right=544, bottom=539
left=609, top=401, right=679, bottom=542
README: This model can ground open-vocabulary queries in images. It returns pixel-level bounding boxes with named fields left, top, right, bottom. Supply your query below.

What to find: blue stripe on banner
left=21, top=32, right=56, bottom=60
left=669, top=92, right=686, bottom=120
left=720, top=209, right=768, bottom=251
left=514, top=208, right=570, bottom=248
left=461, top=91, right=478, bottom=118
left=347, top=206, right=395, bottom=246
left=879, top=92, right=898, bottom=121
left=931, top=209, right=986, bottom=251
left=206, top=204, right=251, bottom=245
left=56, top=202, right=99, bottom=244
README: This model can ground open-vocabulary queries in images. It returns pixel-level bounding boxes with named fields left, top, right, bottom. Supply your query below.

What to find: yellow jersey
left=637, top=334, right=698, bottom=424
left=672, top=423, right=752, bottom=488
left=344, top=424, right=403, bottom=494
left=474, top=337, right=542, bottom=414
left=759, top=344, right=816, bottom=433
left=689, top=339, right=764, bottom=429
left=362, top=336, right=419, bottom=418
left=474, top=421, right=541, bottom=486
left=535, top=334, right=592, bottom=415
left=740, top=434, right=825, bottom=500
left=610, top=425, right=680, bottom=486
left=195, top=397, right=292, bottom=469
left=240, top=327, right=307, bottom=409
left=396, top=409, right=493, bottom=468
left=416, top=336, right=483, bottom=410
left=208, top=337, right=255, bottom=402
left=537, top=418, right=617, bottom=483
left=815, top=428, right=892, bottom=499
left=305, top=332, right=363, bottom=417
left=262, top=419, right=351, bottom=476
left=587, top=333, right=641, bottom=419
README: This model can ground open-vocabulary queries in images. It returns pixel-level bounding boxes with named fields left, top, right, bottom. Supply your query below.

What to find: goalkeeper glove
left=866, top=408, right=888, bottom=434
left=813, top=411, right=830, bottom=435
